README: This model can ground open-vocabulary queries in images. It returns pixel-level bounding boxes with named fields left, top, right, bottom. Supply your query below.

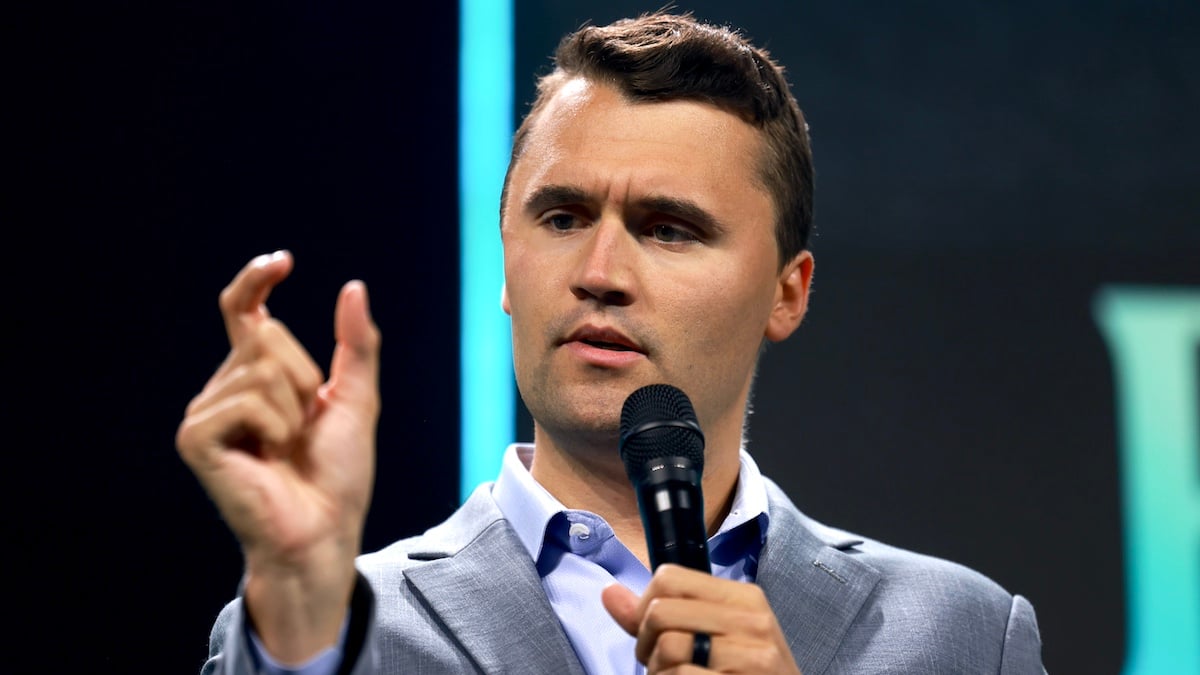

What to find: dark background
left=12, top=1, right=1198, bottom=672
left=14, top=2, right=463, bottom=671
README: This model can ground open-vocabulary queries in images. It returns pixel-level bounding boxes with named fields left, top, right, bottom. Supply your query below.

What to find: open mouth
left=583, top=339, right=634, bottom=352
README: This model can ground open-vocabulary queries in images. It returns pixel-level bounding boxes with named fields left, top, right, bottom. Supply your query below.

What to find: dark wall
left=14, top=3, right=461, bottom=671
left=12, top=1, right=1197, bottom=673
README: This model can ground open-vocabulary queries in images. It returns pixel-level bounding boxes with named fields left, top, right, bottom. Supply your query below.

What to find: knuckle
left=664, top=631, right=690, bottom=661
left=184, top=393, right=203, bottom=417
left=299, top=362, right=325, bottom=393
left=648, top=566, right=679, bottom=594
left=747, top=612, right=773, bottom=636
left=657, top=563, right=681, bottom=580
left=242, top=321, right=278, bottom=356
left=255, top=316, right=285, bottom=343
left=218, top=285, right=238, bottom=314
left=240, top=389, right=269, bottom=414
left=248, top=358, right=283, bottom=387
left=769, top=644, right=791, bottom=669
left=748, top=647, right=777, bottom=670
left=646, top=644, right=668, bottom=672
left=642, top=598, right=664, bottom=629
left=174, top=420, right=195, bottom=454
left=177, top=397, right=217, bottom=454
left=237, top=323, right=264, bottom=353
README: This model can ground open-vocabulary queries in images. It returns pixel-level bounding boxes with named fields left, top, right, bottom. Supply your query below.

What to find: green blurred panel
left=1095, top=286, right=1200, bottom=675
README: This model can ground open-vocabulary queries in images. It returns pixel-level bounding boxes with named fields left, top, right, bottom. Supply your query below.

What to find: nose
left=570, top=218, right=636, bottom=306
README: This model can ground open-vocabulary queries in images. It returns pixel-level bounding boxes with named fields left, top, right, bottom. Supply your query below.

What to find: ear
left=764, top=251, right=813, bottom=343
left=500, top=282, right=512, bottom=316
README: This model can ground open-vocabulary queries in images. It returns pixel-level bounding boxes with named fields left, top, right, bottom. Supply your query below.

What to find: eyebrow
left=638, top=195, right=727, bottom=236
left=522, top=185, right=590, bottom=217
left=522, top=184, right=727, bottom=235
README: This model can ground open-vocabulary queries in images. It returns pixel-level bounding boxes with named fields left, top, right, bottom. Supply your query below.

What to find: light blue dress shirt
left=250, top=443, right=771, bottom=674
left=491, top=443, right=771, bottom=675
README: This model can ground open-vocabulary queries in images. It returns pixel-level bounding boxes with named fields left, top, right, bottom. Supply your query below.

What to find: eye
left=650, top=223, right=698, bottom=243
left=545, top=212, right=580, bottom=231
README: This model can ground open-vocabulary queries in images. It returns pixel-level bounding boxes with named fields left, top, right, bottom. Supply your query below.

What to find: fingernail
left=252, top=250, right=288, bottom=268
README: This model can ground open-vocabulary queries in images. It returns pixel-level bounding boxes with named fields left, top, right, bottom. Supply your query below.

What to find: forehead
left=505, top=78, right=773, bottom=224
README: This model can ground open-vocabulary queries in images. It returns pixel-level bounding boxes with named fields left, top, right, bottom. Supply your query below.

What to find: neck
left=527, top=424, right=743, bottom=568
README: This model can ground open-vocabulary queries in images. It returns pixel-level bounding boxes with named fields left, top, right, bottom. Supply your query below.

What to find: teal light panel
left=459, top=0, right=514, bottom=500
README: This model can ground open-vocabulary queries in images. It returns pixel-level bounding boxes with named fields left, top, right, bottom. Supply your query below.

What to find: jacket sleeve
left=200, top=572, right=379, bottom=675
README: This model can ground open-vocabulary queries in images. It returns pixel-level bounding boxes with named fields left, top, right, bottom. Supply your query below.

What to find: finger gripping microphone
left=619, top=384, right=711, bottom=573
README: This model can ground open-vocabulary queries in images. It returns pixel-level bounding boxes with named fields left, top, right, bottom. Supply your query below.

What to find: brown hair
left=502, top=11, right=815, bottom=266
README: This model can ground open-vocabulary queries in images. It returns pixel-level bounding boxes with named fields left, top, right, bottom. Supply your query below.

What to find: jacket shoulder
left=762, top=478, right=1044, bottom=673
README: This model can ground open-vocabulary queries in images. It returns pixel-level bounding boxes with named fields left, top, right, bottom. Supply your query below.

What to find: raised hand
left=602, top=565, right=802, bottom=674
left=176, top=251, right=381, bottom=663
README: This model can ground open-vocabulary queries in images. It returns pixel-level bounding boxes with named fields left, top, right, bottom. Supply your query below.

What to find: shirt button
left=569, top=522, right=591, bottom=540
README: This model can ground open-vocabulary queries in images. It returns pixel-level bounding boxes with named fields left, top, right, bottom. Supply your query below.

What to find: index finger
left=218, top=250, right=294, bottom=345
left=638, top=564, right=766, bottom=616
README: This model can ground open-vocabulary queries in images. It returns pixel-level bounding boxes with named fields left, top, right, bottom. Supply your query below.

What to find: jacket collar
left=758, top=478, right=881, bottom=674
left=403, top=480, right=878, bottom=674
left=403, top=484, right=588, bottom=674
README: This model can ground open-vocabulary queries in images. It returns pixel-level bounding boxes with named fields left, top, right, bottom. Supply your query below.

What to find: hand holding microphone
left=601, top=384, right=802, bottom=674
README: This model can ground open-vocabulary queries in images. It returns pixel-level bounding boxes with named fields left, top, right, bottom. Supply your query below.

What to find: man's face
left=501, top=78, right=810, bottom=451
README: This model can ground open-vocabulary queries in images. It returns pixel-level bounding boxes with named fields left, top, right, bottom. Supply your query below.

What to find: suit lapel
left=403, top=488, right=587, bottom=675
left=758, top=482, right=881, bottom=675
left=399, top=480, right=879, bottom=674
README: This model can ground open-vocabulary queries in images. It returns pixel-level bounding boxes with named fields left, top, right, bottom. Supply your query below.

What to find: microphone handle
left=636, top=460, right=711, bottom=573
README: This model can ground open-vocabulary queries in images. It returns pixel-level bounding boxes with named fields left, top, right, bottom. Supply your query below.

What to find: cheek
left=667, top=272, right=774, bottom=351
left=504, top=250, right=554, bottom=340
left=502, top=243, right=532, bottom=311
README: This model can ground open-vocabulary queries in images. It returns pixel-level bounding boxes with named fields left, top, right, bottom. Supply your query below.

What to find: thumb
left=325, top=280, right=381, bottom=406
left=601, top=583, right=641, bottom=637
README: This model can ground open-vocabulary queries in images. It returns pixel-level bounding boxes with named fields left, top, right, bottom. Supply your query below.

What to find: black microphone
left=619, top=383, right=711, bottom=573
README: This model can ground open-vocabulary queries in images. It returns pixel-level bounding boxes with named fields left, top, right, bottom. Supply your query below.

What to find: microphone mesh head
left=619, top=384, right=705, bottom=481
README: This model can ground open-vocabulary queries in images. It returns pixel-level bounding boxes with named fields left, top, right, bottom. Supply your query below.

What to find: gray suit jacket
left=203, top=479, right=1045, bottom=674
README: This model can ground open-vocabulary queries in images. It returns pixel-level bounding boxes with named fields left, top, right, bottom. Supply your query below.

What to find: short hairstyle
left=501, top=11, right=815, bottom=267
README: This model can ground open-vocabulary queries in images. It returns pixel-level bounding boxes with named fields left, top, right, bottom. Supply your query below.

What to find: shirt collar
left=491, top=443, right=564, bottom=562
left=491, top=443, right=772, bottom=563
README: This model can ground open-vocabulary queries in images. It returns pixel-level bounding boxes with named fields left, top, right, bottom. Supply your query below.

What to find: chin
left=528, top=391, right=625, bottom=440
left=522, top=371, right=661, bottom=434
left=554, top=407, right=623, bottom=437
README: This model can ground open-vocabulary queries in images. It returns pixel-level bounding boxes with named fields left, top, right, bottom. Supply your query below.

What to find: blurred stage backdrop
left=14, top=1, right=1196, bottom=672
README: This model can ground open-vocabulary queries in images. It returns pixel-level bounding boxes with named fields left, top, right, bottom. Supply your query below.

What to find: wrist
left=242, top=541, right=359, bottom=664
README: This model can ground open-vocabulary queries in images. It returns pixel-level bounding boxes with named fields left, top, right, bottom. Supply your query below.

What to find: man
left=178, top=11, right=1045, bottom=674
